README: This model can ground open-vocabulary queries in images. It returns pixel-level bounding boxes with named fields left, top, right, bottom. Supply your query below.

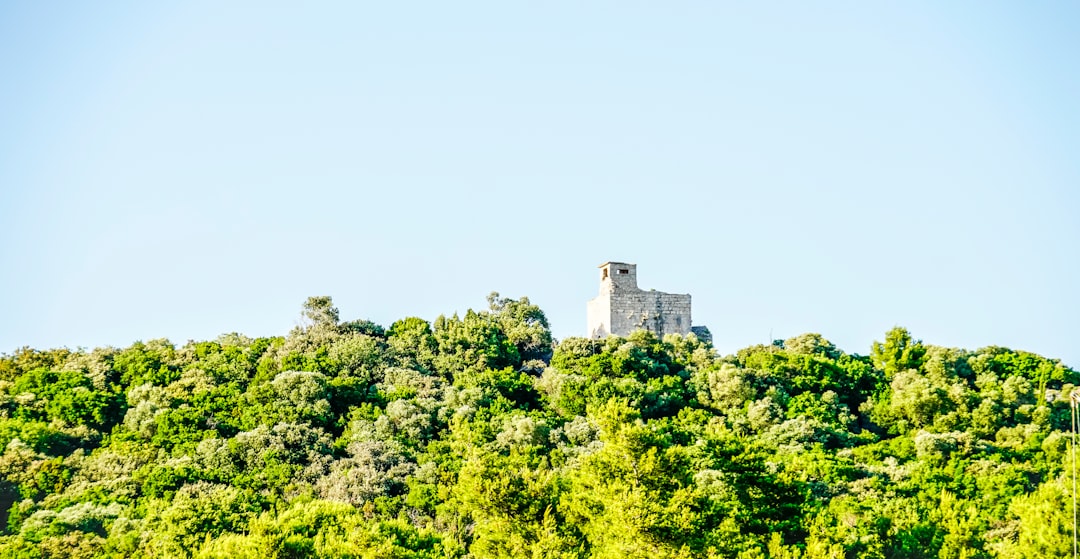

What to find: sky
left=1, top=2, right=1078, bottom=367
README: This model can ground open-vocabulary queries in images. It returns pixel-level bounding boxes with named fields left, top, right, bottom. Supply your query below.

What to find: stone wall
left=608, top=289, right=692, bottom=338
left=587, top=262, right=693, bottom=339
left=586, top=290, right=611, bottom=338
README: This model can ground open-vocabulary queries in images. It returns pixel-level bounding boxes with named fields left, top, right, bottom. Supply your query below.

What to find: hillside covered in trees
left=0, top=294, right=1076, bottom=559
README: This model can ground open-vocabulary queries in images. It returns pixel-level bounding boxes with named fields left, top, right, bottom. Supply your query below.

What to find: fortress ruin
left=586, top=261, right=709, bottom=341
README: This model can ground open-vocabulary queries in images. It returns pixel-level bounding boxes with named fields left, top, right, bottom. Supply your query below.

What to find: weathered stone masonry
left=586, top=261, right=697, bottom=339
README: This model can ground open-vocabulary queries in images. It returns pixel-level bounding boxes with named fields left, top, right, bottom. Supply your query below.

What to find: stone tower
left=586, top=261, right=694, bottom=339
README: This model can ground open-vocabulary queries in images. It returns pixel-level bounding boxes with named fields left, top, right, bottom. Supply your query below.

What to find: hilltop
left=0, top=294, right=1075, bottom=558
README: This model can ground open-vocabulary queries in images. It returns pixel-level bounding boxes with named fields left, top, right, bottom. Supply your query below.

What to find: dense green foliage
left=0, top=294, right=1075, bottom=558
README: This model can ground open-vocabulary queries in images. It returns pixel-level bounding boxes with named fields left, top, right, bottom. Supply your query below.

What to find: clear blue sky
left=2, top=2, right=1078, bottom=366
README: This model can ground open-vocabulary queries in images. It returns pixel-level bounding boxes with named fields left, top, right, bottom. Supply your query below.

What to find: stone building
left=587, top=261, right=708, bottom=340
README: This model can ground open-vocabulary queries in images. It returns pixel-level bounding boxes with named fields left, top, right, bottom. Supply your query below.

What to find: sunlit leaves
left=0, top=297, right=1076, bottom=559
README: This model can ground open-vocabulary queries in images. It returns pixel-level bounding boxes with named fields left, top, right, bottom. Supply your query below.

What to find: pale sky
left=2, top=2, right=1078, bottom=366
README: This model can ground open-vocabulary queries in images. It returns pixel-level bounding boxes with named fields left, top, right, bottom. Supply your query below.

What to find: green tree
left=487, top=292, right=554, bottom=367
left=871, top=327, right=926, bottom=379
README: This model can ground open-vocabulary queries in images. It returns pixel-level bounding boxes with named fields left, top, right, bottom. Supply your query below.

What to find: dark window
left=617, top=269, right=629, bottom=275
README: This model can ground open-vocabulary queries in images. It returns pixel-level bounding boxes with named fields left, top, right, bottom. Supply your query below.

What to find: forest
left=0, top=294, right=1075, bottom=559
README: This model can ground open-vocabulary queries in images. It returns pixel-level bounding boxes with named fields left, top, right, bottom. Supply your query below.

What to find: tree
left=487, top=292, right=554, bottom=367
left=871, top=327, right=926, bottom=379
left=302, top=296, right=340, bottom=330
left=387, top=318, right=438, bottom=373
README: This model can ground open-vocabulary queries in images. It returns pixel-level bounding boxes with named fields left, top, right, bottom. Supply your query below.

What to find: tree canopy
left=0, top=297, right=1075, bottom=558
